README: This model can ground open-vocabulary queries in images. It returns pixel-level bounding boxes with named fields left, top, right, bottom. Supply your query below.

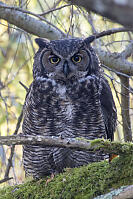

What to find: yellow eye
left=49, top=56, right=60, bottom=64
left=72, top=55, right=82, bottom=63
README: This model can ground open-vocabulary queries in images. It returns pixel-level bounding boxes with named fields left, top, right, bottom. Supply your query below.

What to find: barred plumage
left=22, top=36, right=117, bottom=179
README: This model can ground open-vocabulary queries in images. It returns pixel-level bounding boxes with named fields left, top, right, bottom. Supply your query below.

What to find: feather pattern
left=22, top=37, right=117, bottom=178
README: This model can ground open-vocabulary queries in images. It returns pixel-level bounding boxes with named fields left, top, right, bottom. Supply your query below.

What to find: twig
left=0, top=91, right=9, bottom=135
left=102, top=64, right=131, bottom=78
left=69, top=0, right=133, bottom=28
left=0, top=2, right=65, bottom=37
left=1, top=3, right=130, bottom=38
left=95, top=27, right=132, bottom=39
left=4, top=110, right=23, bottom=179
left=0, top=177, right=13, bottom=184
left=19, top=81, right=29, bottom=92
left=0, top=2, right=65, bottom=39
left=0, top=135, right=133, bottom=155
left=6, top=57, right=32, bottom=87
left=39, top=4, right=71, bottom=16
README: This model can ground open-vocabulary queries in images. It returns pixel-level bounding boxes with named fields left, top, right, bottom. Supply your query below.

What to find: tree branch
left=39, top=3, right=71, bottom=16
left=0, top=2, right=133, bottom=76
left=0, top=177, right=13, bottom=184
left=120, top=42, right=133, bottom=59
left=94, top=185, right=133, bottom=199
left=0, top=134, right=133, bottom=155
left=19, top=81, right=29, bottom=92
left=113, top=185, right=133, bottom=199
left=95, top=47, right=133, bottom=76
left=0, top=1, right=65, bottom=40
left=69, top=0, right=133, bottom=28
left=120, top=76, right=132, bottom=141
left=95, top=27, right=132, bottom=39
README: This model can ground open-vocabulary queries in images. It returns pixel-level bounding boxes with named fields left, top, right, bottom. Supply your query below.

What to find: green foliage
left=0, top=154, right=133, bottom=199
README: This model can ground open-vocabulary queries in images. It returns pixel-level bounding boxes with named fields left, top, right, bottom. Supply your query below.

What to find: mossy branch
left=0, top=134, right=133, bottom=155
left=0, top=153, right=133, bottom=199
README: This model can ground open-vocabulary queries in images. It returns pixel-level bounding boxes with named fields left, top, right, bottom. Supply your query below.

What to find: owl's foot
left=109, top=154, right=118, bottom=162
left=59, top=133, right=65, bottom=139
left=45, top=173, right=55, bottom=186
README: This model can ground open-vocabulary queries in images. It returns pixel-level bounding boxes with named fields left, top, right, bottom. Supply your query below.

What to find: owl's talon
left=45, top=173, right=55, bottom=186
left=59, top=133, right=64, bottom=139
left=67, top=140, right=70, bottom=144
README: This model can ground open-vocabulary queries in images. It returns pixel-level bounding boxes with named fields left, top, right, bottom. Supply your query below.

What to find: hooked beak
left=63, top=61, right=71, bottom=78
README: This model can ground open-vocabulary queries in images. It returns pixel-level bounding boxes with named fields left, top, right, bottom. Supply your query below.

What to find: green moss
left=0, top=154, right=133, bottom=199
left=90, top=139, right=133, bottom=155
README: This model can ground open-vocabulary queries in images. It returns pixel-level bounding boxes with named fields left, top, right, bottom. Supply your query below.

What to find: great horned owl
left=22, top=36, right=117, bottom=179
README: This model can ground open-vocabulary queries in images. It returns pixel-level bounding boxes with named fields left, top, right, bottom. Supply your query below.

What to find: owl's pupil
left=52, top=57, right=58, bottom=62
left=50, top=56, right=59, bottom=64
left=75, top=56, right=79, bottom=61
left=72, top=55, right=82, bottom=63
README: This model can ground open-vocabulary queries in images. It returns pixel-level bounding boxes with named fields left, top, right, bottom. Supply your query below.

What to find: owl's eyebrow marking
left=73, top=52, right=83, bottom=56
left=49, top=53, right=59, bottom=57
left=72, top=49, right=87, bottom=58
left=40, top=49, right=52, bottom=76
left=40, top=49, right=51, bottom=56
left=50, top=52, right=56, bottom=56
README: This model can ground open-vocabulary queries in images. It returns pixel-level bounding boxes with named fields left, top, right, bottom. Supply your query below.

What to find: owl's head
left=33, top=36, right=100, bottom=83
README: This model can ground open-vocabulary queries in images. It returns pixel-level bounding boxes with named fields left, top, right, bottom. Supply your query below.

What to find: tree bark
left=94, top=185, right=133, bottom=199
left=0, top=2, right=133, bottom=75
left=0, top=1, right=65, bottom=40
left=120, top=76, right=132, bottom=141
left=69, top=0, right=133, bottom=28
left=95, top=46, right=133, bottom=76
left=0, top=134, right=133, bottom=155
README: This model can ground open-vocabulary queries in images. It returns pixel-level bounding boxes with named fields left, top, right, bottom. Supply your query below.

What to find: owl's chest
left=31, top=79, right=105, bottom=138
left=36, top=84, right=75, bottom=137
left=38, top=81, right=98, bottom=124
left=54, top=84, right=74, bottom=122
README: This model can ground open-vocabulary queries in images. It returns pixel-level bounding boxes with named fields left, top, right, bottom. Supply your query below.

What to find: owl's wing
left=22, top=83, right=33, bottom=122
left=22, top=80, right=56, bottom=178
left=100, top=77, right=117, bottom=141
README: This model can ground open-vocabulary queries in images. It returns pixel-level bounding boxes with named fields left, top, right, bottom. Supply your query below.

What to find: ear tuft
left=35, top=38, right=50, bottom=48
left=84, top=35, right=95, bottom=46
